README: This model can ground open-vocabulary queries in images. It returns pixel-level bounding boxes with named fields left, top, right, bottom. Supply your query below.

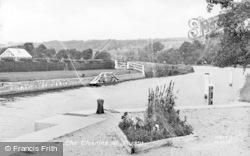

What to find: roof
left=0, top=48, right=32, bottom=58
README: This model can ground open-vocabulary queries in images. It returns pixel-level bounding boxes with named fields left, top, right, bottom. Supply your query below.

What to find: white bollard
left=204, top=73, right=210, bottom=99
left=127, top=62, right=130, bottom=70
left=142, top=65, right=145, bottom=77
left=207, top=84, right=214, bottom=105
left=229, top=69, right=233, bottom=86
left=114, top=60, right=118, bottom=69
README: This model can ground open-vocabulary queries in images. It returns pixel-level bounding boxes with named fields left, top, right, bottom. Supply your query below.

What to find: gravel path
left=53, top=107, right=250, bottom=156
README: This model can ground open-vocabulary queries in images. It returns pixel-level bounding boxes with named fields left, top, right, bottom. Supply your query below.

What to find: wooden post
left=204, top=73, right=210, bottom=99
left=96, top=99, right=104, bottom=114
left=229, top=69, right=233, bottom=86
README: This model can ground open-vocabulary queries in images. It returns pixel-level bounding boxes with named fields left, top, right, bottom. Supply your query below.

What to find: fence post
left=127, top=62, right=130, bottom=70
left=142, top=65, right=145, bottom=77
left=204, top=73, right=210, bottom=99
left=229, top=69, right=233, bottom=86
left=115, top=60, right=118, bottom=69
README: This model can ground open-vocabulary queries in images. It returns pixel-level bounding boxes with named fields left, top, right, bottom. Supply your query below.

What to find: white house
left=0, top=48, right=32, bottom=61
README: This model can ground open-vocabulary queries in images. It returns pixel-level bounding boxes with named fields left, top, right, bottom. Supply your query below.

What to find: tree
left=144, top=41, right=165, bottom=62
left=56, top=49, right=69, bottom=59
left=23, top=42, right=35, bottom=56
left=157, top=48, right=183, bottom=64
left=206, top=0, right=250, bottom=68
left=82, top=48, right=93, bottom=60
left=178, top=41, right=204, bottom=64
left=35, top=44, right=47, bottom=58
left=94, top=51, right=112, bottom=60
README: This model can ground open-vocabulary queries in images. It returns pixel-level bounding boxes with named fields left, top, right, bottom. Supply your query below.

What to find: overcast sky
left=0, top=0, right=223, bottom=43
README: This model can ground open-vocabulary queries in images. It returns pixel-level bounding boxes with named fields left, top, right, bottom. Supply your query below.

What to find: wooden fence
left=115, top=60, right=145, bottom=77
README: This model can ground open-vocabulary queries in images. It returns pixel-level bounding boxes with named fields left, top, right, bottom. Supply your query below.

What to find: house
left=0, top=48, right=32, bottom=61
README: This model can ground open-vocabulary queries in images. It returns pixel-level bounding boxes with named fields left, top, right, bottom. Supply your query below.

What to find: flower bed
left=116, top=81, right=197, bottom=154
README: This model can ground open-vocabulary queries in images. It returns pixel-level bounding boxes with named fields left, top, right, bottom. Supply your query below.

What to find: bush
left=119, top=81, right=194, bottom=143
left=67, top=61, right=115, bottom=70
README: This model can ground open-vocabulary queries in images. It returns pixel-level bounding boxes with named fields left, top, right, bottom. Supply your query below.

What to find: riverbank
left=52, top=106, right=250, bottom=156
left=0, top=69, right=138, bottom=82
left=240, top=74, right=250, bottom=102
left=0, top=72, right=144, bottom=96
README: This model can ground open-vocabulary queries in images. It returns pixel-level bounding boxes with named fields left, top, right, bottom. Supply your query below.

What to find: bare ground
left=53, top=107, right=250, bottom=156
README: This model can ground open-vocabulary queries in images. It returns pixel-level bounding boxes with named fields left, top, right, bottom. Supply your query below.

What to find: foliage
left=119, top=81, right=194, bottom=143
left=156, top=48, right=183, bottom=64
left=206, top=0, right=233, bottom=12
left=143, top=41, right=165, bottom=62
left=206, top=0, right=250, bottom=68
left=67, top=60, right=115, bottom=70
left=94, top=51, right=112, bottom=60
left=82, top=48, right=93, bottom=60
left=23, top=42, right=35, bottom=56
left=145, top=81, right=194, bottom=137
left=178, top=40, right=205, bottom=65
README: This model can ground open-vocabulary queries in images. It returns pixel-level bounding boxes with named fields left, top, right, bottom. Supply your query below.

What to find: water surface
left=0, top=66, right=249, bottom=141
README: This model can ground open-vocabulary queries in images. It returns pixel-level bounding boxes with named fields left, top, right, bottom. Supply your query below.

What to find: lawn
left=240, top=74, right=250, bottom=102
left=0, top=69, right=139, bottom=82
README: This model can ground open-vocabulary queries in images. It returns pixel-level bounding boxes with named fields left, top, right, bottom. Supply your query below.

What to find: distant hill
left=1, top=38, right=191, bottom=52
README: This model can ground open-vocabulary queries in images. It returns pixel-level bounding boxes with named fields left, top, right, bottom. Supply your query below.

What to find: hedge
left=67, top=60, right=115, bottom=70
left=144, top=63, right=194, bottom=78
left=0, top=60, right=115, bottom=72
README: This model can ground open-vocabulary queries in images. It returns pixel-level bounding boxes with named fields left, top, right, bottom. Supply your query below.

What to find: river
left=0, top=66, right=249, bottom=141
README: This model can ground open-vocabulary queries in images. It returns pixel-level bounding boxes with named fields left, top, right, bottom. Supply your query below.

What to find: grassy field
left=0, top=69, right=139, bottom=82
left=240, top=74, right=250, bottom=102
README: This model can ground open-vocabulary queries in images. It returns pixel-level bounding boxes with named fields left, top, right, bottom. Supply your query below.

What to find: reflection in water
left=0, top=66, right=249, bottom=141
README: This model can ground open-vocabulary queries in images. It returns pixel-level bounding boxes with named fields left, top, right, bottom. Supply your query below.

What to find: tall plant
left=145, top=81, right=193, bottom=137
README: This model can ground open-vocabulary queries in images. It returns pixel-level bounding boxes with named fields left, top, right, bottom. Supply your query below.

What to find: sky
left=0, top=0, right=223, bottom=43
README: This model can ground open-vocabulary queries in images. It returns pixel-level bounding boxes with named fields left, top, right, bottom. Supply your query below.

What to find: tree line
left=0, top=43, right=112, bottom=60
left=115, top=40, right=208, bottom=65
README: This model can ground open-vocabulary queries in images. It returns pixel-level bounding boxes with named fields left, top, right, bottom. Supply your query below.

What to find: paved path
left=3, top=114, right=106, bottom=155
